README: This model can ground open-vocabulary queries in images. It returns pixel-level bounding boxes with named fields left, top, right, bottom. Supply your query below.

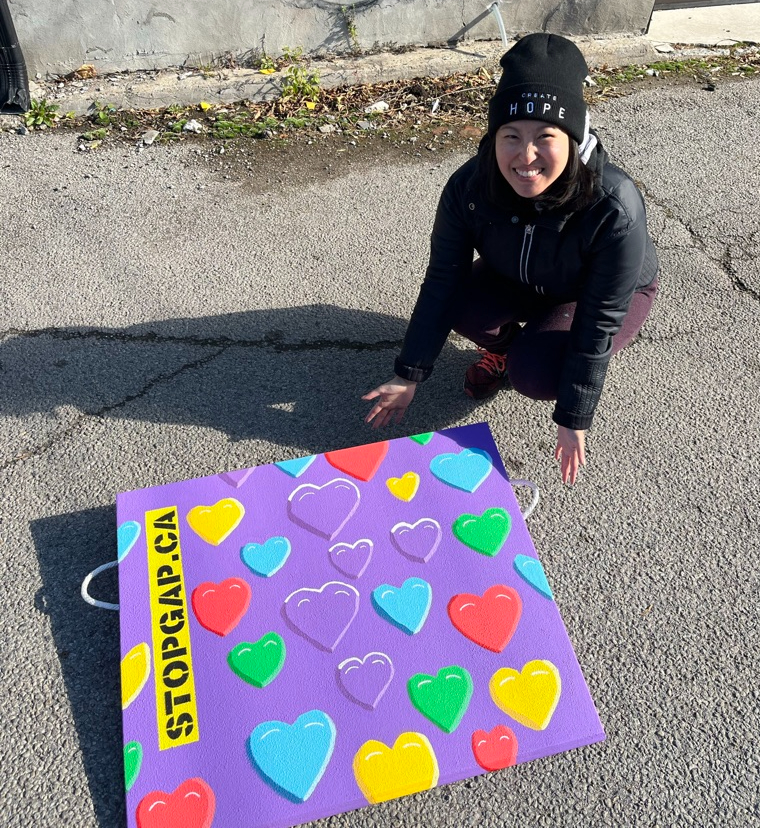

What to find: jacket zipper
left=520, top=224, right=534, bottom=284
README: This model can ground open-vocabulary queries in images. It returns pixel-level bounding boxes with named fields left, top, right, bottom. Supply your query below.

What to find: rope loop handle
left=509, top=478, right=540, bottom=519
left=81, top=560, right=119, bottom=611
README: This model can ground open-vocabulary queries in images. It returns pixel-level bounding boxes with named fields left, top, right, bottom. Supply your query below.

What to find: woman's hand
left=362, top=376, right=417, bottom=428
left=554, top=425, right=586, bottom=485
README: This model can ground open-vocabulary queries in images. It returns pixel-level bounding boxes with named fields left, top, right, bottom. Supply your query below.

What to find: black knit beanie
left=488, top=33, right=589, bottom=144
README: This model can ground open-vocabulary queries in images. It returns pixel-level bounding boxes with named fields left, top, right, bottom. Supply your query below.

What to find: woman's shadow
left=3, top=304, right=477, bottom=458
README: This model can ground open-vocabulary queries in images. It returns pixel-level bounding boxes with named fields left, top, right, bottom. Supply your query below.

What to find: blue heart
left=248, top=710, right=336, bottom=803
left=429, top=448, right=493, bottom=493
left=117, top=521, right=141, bottom=562
left=514, top=554, right=554, bottom=600
left=241, top=537, right=291, bottom=577
left=372, top=577, right=432, bottom=635
left=275, top=455, right=317, bottom=478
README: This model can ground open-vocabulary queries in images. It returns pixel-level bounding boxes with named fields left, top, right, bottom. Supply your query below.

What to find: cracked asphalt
left=1, top=73, right=759, bottom=828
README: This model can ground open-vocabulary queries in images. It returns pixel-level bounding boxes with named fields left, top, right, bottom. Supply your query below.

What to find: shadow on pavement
left=1, top=304, right=480, bottom=457
left=30, top=506, right=126, bottom=828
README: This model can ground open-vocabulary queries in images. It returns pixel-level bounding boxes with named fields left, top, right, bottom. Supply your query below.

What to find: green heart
left=228, top=632, right=286, bottom=688
left=123, top=741, right=142, bottom=792
left=409, top=432, right=434, bottom=445
left=452, top=507, right=511, bottom=557
left=407, top=665, right=473, bottom=733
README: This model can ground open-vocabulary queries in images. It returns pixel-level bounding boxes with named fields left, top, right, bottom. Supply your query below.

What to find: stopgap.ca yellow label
left=145, top=506, right=199, bottom=750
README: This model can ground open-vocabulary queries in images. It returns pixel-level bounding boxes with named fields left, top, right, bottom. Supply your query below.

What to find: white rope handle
left=509, top=478, right=540, bottom=519
left=81, top=560, right=119, bottom=611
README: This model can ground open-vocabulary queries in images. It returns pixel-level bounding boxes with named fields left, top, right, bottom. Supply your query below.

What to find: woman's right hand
left=362, top=376, right=417, bottom=429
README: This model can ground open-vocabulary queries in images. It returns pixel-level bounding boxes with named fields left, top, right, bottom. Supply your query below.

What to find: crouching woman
left=364, top=33, right=658, bottom=484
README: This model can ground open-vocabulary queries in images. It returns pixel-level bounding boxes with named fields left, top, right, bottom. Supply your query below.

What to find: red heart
left=447, top=584, right=522, bottom=652
left=136, top=777, right=215, bottom=828
left=191, top=577, right=251, bottom=636
left=472, top=725, right=518, bottom=771
left=325, top=441, right=389, bottom=482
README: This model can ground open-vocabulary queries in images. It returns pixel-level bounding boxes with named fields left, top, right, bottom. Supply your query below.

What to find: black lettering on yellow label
left=146, top=507, right=199, bottom=750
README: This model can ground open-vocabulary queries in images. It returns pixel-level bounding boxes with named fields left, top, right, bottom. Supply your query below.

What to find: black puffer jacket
left=394, top=139, right=658, bottom=430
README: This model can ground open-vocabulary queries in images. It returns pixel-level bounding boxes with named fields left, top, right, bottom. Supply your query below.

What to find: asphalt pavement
left=1, top=64, right=759, bottom=828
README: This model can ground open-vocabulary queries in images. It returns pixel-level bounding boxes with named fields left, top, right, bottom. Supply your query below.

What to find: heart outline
left=282, top=581, right=360, bottom=651
left=390, top=518, right=442, bottom=563
left=287, top=478, right=360, bottom=540
left=328, top=539, right=373, bottom=579
left=336, top=651, right=394, bottom=709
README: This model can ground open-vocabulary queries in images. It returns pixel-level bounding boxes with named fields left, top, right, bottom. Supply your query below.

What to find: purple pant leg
left=508, top=278, right=659, bottom=400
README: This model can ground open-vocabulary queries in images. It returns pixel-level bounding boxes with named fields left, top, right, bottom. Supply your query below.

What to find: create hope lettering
left=508, top=92, right=566, bottom=120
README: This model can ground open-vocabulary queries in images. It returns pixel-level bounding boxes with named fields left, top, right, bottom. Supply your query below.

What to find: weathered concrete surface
left=0, top=68, right=759, bottom=828
left=20, top=35, right=662, bottom=118
left=10, top=0, right=655, bottom=77
left=648, top=2, right=760, bottom=46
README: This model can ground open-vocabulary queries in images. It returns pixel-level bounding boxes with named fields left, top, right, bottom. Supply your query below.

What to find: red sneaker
left=464, top=348, right=509, bottom=400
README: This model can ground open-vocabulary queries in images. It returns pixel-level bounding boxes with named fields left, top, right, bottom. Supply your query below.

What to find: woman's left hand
left=554, top=426, right=586, bottom=485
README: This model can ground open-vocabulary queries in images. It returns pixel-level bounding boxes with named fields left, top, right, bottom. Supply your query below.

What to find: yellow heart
left=186, top=498, right=245, bottom=546
left=353, top=731, right=439, bottom=804
left=121, top=642, right=150, bottom=710
left=386, top=472, right=420, bottom=502
left=489, top=659, right=561, bottom=730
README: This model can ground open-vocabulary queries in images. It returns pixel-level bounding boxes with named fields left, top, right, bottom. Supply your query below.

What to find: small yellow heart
left=121, top=642, right=150, bottom=710
left=186, top=498, right=245, bottom=546
left=386, top=472, right=420, bottom=502
left=489, top=659, right=561, bottom=730
left=353, top=731, right=439, bottom=804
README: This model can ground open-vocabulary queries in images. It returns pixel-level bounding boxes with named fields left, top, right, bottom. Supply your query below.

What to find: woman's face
left=495, top=120, right=571, bottom=198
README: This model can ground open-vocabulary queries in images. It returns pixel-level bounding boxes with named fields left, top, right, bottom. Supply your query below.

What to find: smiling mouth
left=515, top=169, right=542, bottom=179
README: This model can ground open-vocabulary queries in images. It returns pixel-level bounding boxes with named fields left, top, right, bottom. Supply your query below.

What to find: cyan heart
left=241, top=537, right=291, bottom=577
left=248, top=709, right=336, bottom=803
left=514, top=554, right=554, bottom=600
left=275, top=455, right=317, bottom=478
left=371, top=577, right=432, bottom=635
left=429, top=448, right=493, bottom=493
left=117, top=521, right=141, bottom=562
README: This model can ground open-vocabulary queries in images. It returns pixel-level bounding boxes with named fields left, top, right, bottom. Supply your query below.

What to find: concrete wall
left=10, top=0, right=656, bottom=77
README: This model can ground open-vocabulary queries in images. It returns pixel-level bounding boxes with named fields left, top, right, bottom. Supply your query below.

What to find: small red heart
left=325, top=441, right=389, bottom=482
left=191, top=577, right=251, bottom=636
left=447, top=584, right=522, bottom=652
left=136, top=777, right=215, bottom=828
left=472, top=725, right=518, bottom=771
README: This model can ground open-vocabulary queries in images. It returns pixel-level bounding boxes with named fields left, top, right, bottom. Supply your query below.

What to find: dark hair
left=479, top=133, right=597, bottom=214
